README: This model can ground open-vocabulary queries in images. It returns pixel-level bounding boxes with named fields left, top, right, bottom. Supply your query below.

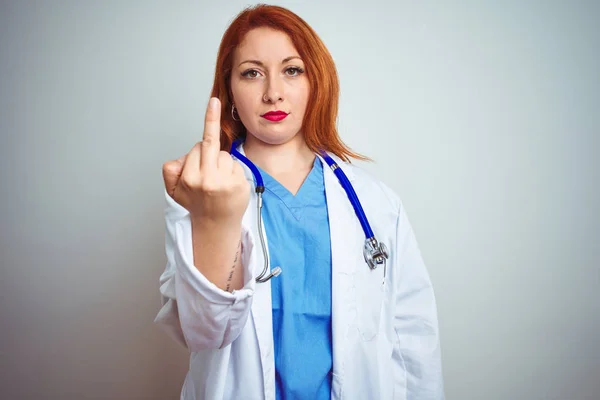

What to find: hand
left=162, top=97, right=250, bottom=224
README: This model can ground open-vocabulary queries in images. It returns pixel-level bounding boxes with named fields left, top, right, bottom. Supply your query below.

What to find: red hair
left=210, top=4, right=368, bottom=162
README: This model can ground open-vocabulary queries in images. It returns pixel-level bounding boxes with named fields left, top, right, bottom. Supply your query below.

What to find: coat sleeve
left=153, top=190, right=257, bottom=352
left=392, top=202, right=445, bottom=399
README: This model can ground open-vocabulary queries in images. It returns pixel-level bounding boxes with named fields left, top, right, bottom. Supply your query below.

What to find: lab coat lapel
left=319, top=154, right=361, bottom=399
left=247, top=189, right=275, bottom=400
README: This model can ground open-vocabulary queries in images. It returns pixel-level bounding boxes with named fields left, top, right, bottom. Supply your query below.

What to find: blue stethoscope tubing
left=230, top=139, right=388, bottom=283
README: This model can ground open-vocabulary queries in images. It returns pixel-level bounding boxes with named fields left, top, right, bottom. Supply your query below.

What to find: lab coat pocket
left=354, top=263, right=386, bottom=341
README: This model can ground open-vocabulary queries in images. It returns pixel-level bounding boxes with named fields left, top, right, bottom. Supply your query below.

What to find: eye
left=285, top=67, right=304, bottom=77
left=241, top=69, right=261, bottom=79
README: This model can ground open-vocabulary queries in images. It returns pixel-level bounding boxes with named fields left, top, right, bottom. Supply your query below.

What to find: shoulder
left=338, top=160, right=402, bottom=214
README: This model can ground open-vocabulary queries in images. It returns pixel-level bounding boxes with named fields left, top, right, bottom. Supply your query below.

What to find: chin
left=260, top=135, right=295, bottom=146
left=248, top=126, right=302, bottom=146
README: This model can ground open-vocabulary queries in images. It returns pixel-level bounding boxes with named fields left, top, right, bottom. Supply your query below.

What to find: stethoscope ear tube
left=319, top=151, right=389, bottom=272
left=231, top=139, right=264, bottom=187
left=231, top=140, right=278, bottom=282
left=230, top=139, right=389, bottom=283
left=254, top=192, right=281, bottom=283
left=319, top=151, right=374, bottom=238
left=330, top=161, right=374, bottom=239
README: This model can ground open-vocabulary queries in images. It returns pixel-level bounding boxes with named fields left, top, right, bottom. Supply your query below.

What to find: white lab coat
left=155, top=147, right=444, bottom=399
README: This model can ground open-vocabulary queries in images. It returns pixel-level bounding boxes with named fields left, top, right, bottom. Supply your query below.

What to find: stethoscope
left=231, top=139, right=389, bottom=283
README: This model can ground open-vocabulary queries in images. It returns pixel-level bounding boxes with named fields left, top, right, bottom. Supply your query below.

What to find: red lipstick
left=261, top=110, right=289, bottom=122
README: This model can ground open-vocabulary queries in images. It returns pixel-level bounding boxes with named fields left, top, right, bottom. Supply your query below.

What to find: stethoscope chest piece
left=363, top=237, right=389, bottom=270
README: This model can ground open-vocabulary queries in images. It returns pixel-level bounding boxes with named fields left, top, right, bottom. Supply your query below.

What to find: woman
left=155, top=4, right=444, bottom=400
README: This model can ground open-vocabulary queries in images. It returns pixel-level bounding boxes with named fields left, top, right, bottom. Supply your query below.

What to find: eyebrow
left=238, top=56, right=302, bottom=68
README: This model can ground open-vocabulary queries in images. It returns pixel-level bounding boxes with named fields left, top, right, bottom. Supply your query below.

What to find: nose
left=263, top=74, right=284, bottom=104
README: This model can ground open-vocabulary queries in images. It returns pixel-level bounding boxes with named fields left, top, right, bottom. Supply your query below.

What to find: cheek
left=287, top=81, right=310, bottom=107
left=298, top=81, right=310, bottom=107
left=231, top=82, right=257, bottom=113
left=296, top=87, right=310, bottom=113
left=230, top=79, right=245, bottom=105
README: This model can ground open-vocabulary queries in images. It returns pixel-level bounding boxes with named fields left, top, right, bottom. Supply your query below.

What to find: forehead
left=234, top=27, right=299, bottom=62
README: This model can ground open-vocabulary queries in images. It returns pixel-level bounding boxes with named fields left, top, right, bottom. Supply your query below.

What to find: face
left=230, top=27, right=310, bottom=146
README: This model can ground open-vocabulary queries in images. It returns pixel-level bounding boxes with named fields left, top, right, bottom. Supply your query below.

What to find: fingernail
left=209, top=97, right=218, bottom=110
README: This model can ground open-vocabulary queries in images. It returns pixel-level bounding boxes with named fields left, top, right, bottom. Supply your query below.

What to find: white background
left=1, top=0, right=598, bottom=398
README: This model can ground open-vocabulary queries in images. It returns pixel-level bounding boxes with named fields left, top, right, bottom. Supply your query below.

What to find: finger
left=200, top=97, right=221, bottom=171
left=172, top=153, right=188, bottom=182
left=177, top=153, right=188, bottom=165
left=182, top=142, right=201, bottom=181
left=162, top=160, right=184, bottom=197
left=232, top=159, right=245, bottom=177
left=217, top=151, right=233, bottom=172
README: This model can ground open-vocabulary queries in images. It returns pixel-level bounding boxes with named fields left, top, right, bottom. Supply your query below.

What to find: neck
left=243, top=134, right=316, bottom=177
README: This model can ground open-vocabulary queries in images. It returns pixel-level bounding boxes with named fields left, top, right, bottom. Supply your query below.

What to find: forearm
left=191, top=216, right=244, bottom=292
left=156, top=190, right=255, bottom=350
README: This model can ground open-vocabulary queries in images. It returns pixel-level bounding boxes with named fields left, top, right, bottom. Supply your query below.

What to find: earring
left=231, top=104, right=241, bottom=121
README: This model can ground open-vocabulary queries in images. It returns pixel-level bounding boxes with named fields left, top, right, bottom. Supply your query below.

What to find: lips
left=261, top=110, right=289, bottom=122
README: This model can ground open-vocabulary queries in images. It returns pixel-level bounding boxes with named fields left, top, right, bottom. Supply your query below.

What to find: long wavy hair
left=210, top=4, right=367, bottom=162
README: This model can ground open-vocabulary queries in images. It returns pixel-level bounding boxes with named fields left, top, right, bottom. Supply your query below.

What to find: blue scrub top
left=259, top=157, right=333, bottom=400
